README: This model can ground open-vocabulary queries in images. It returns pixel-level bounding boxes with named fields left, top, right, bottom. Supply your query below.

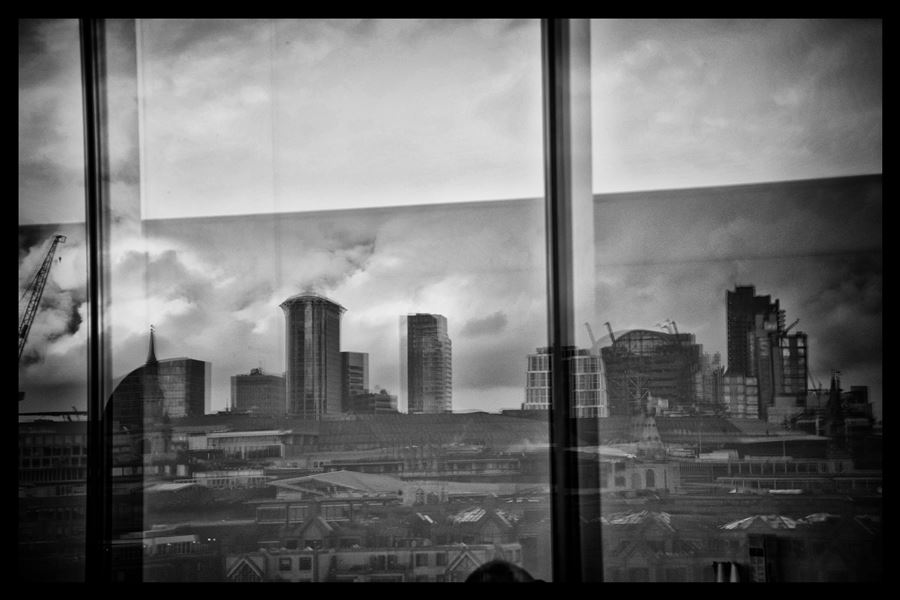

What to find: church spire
left=146, top=325, right=158, bottom=365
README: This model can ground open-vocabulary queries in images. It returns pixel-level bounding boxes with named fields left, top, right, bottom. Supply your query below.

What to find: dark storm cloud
left=460, top=311, right=508, bottom=338
left=593, top=176, right=881, bottom=267
left=18, top=19, right=76, bottom=84
left=801, top=252, right=882, bottom=373
left=44, top=291, right=83, bottom=341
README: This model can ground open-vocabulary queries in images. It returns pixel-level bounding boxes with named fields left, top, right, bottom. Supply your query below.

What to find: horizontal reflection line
left=595, top=247, right=882, bottom=268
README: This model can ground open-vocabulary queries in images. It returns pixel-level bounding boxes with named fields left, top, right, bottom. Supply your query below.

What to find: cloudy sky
left=19, top=19, right=881, bottom=418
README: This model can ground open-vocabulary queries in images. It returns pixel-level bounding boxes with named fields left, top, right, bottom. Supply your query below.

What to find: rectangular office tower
left=341, top=352, right=369, bottom=402
left=524, top=346, right=608, bottom=418
left=726, top=285, right=784, bottom=376
left=727, top=285, right=807, bottom=420
left=405, top=314, right=452, bottom=414
left=281, top=293, right=345, bottom=420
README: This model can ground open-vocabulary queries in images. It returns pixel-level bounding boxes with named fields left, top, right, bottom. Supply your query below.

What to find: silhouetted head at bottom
left=465, top=560, right=537, bottom=583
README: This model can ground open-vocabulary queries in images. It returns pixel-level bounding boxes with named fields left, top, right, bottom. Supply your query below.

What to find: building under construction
left=601, top=329, right=703, bottom=417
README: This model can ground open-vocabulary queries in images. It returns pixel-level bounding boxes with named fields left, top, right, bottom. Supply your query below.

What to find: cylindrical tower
left=280, top=293, right=345, bottom=419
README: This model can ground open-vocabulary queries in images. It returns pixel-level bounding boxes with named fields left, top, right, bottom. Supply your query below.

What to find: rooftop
left=721, top=514, right=801, bottom=530
left=279, top=292, right=346, bottom=312
left=271, top=470, right=405, bottom=496
left=207, top=430, right=292, bottom=438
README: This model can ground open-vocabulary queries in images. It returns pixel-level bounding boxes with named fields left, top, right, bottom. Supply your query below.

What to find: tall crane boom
left=19, top=234, right=66, bottom=362
left=585, top=322, right=597, bottom=352
left=782, top=318, right=800, bottom=336
left=604, top=322, right=616, bottom=345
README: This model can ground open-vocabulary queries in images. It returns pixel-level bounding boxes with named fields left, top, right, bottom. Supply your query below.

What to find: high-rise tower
left=281, top=293, right=345, bottom=419
left=726, top=285, right=784, bottom=376
left=405, top=313, right=452, bottom=414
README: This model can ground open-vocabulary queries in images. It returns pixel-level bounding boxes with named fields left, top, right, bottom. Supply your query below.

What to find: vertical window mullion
left=542, top=18, right=595, bottom=583
left=80, top=17, right=113, bottom=583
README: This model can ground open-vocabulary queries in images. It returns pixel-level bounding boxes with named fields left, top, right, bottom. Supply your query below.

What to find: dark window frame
left=78, top=17, right=593, bottom=583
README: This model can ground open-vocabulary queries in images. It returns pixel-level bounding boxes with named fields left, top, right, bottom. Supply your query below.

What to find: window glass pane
left=98, top=18, right=551, bottom=582
left=18, top=18, right=89, bottom=582
left=586, top=18, right=881, bottom=582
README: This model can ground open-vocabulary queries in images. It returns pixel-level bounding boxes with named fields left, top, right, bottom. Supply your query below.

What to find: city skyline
left=18, top=176, right=882, bottom=420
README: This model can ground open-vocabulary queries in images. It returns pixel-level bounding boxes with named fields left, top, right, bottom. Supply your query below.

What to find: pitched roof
left=449, top=506, right=518, bottom=527
left=271, top=470, right=404, bottom=495
left=144, top=482, right=201, bottom=493
left=720, top=514, right=800, bottom=530
left=451, top=507, right=486, bottom=524
left=225, top=555, right=265, bottom=581
left=605, top=510, right=675, bottom=532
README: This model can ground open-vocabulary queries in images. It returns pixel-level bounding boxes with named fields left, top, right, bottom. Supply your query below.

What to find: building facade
left=346, top=390, right=398, bottom=414
left=741, top=301, right=807, bottom=420
left=698, top=352, right=725, bottom=415
left=281, top=293, right=345, bottom=420
left=722, top=374, right=760, bottom=419
left=523, top=347, right=608, bottom=418
left=342, top=352, right=369, bottom=401
left=156, top=358, right=211, bottom=418
left=406, top=314, right=452, bottom=414
left=601, top=330, right=703, bottom=417
left=773, top=332, right=809, bottom=406
left=231, top=368, right=286, bottom=416
left=726, top=285, right=783, bottom=376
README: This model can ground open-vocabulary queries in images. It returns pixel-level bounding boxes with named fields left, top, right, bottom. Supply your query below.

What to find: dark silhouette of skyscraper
left=281, top=293, right=345, bottom=420
left=726, top=285, right=783, bottom=376
left=726, top=285, right=808, bottom=420
left=406, top=313, right=452, bottom=414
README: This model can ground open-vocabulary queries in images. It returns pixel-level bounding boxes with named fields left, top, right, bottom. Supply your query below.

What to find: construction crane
left=19, top=234, right=66, bottom=363
left=585, top=322, right=599, bottom=354
left=669, top=320, right=680, bottom=336
left=782, top=318, right=800, bottom=336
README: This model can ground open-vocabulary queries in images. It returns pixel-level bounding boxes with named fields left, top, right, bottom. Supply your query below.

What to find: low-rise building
left=230, top=368, right=286, bottom=416
left=206, top=430, right=293, bottom=460
left=225, top=542, right=522, bottom=582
